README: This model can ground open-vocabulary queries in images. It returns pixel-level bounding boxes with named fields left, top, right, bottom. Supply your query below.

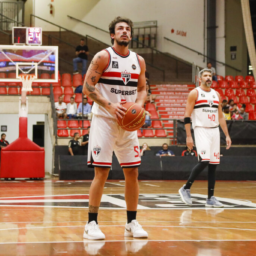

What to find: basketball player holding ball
left=82, top=17, right=148, bottom=240
left=179, top=68, right=232, bottom=207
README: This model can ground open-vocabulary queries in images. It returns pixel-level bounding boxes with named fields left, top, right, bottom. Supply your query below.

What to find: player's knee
left=94, top=168, right=110, bottom=180
left=123, top=168, right=138, bottom=179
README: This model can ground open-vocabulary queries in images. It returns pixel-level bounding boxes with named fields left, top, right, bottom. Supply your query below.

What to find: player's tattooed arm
left=135, top=55, right=147, bottom=108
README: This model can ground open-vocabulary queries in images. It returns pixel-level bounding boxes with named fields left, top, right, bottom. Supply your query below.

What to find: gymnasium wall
left=32, top=0, right=227, bottom=76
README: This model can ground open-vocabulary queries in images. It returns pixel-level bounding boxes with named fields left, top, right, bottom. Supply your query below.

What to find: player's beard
left=116, top=39, right=130, bottom=47
left=204, top=80, right=212, bottom=87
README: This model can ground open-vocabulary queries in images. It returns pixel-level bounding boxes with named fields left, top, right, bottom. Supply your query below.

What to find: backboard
left=0, top=45, right=58, bottom=83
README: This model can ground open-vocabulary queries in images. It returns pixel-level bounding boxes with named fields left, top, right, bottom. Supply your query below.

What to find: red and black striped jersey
left=92, top=47, right=141, bottom=119
left=191, top=87, right=219, bottom=129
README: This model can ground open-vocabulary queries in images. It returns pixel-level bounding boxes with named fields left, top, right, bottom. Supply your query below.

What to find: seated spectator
left=221, top=99, right=228, bottom=111
left=207, top=62, right=217, bottom=81
left=141, top=111, right=151, bottom=132
left=156, top=143, right=175, bottom=157
left=181, top=147, right=197, bottom=156
left=228, top=99, right=235, bottom=111
left=73, top=39, right=89, bottom=76
left=230, top=103, right=239, bottom=116
left=239, top=107, right=249, bottom=120
left=0, top=133, right=9, bottom=149
left=77, top=97, right=92, bottom=119
left=55, top=96, right=67, bottom=119
left=232, top=110, right=243, bottom=121
left=75, top=85, right=83, bottom=94
left=68, top=132, right=80, bottom=156
left=66, top=97, right=77, bottom=119
left=81, top=127, right=90, bottom=154
left=140, top=142, right=151, bottom=156
left=223, top=105, right=231, bottom=120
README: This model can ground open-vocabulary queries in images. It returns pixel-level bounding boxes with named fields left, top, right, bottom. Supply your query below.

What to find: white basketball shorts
left=194, top=126, right=220, bottom=164
left=87, top=115, right=141, bottom=168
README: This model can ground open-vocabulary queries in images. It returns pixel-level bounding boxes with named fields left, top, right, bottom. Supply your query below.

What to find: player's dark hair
left=74, top=132, right=79, bottom=137
left=87, top=126, right=90, bottom=129
left=81, top=39, right=85, bottom=41
left=1, top=133, right=6, bottom=138
left=207, top=62, right=212, bottom=65
left=222, top=99, right=227, bottom=103
left=162, top=143, right=168, bottom=147
left=109, top=16, right=133, bottom=44
left=228, top=99, right=234, bottom=104
left=70, top=97, right=74, bottom=99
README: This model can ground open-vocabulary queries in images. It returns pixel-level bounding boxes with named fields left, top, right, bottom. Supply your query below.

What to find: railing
left=0, top=13, right=24, bottom=28
left=164, top=36, right=242, bottom=73
left=50, top=85, right=58, bottom=144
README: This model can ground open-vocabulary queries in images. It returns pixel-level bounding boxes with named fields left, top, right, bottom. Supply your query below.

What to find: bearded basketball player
left=179, top=69, right=232, bottom=207
left=82, top=17, right=148, bottom=240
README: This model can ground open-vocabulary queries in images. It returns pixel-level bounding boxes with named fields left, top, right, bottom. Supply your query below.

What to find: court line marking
left=0, top=239, right=255, bottom=245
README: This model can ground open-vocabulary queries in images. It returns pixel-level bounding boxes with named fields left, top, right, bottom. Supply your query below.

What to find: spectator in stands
left=81, top=127, right=90, bottom=154
left=73, top=39, right=89, bottom=77
left=207, top=62, right=217, bottom=81
left=55, top=96, right=67, bottom=119
left=230, top=103, right=239, bottom=116
left=140, top=142, right=151, bottom=156
left=223, top=105, right=231, bottom=120
left=156, top=143, right=175, bottom=157
left=66, top=97, right=77, bottom=119
left=181, top=147, right=197, bottom=156
left=228, top=99, right=235, bottom=111
left=146, top=79, right=156, bottom=103
left=221, top=99, right=228, bottom=111
left=239, top=107, right=249, bottom=120
left=0, top=133, right=9, bottom=149
left=68, top=132, right=80, bottom=156
left=141, top=111, right=151, bottom=132
left=232, top=110, right=243, bottom=121
left=77, top=97, right=92, bottom=118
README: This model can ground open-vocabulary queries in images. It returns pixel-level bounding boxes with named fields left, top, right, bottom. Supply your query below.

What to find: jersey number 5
left=134, top=146, right=139, bottom=157
left=208, top=114, right=215, bottom=121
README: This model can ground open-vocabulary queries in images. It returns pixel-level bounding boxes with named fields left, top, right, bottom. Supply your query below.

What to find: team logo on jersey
left=201, top=150, right=206, bottom=155
left=213, top=95, right=216, bottom=98
left=121, top=70, right=131, bottom=85
left=201, top=93, right=205, bottom=97
left=208, top=100, right=214, bottom=107
left=132, top=64, right=136, bottom=70
left=112, top=61, right=119, bottom=68
left=93, top=146, right=101, bottom=156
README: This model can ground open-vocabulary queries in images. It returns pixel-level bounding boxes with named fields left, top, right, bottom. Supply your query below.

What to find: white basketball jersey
left=191, top=87, right=220, bottom=129
left=92, top=47, right=141, bottom=118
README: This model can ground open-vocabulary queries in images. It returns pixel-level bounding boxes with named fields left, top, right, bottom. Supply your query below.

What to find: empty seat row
left=223, top=88, right=256, bottom=97
left=57, top=120, right=90, bottom=128
left=0, top=87, right=50, bottom=95
left=137, top=129, right=167, bottom=137
left=211, top=81, right=256, bottom=89
left=57, top=129, right=88, bottom=137
left=216, top=75, right=254, bottom=83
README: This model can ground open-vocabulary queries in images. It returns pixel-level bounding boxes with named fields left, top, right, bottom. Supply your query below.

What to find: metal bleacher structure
left=1, top=13, right=256, bottom=147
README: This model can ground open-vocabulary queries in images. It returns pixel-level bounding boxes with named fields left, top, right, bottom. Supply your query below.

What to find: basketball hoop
left=18, top=74, right=36, bottom=92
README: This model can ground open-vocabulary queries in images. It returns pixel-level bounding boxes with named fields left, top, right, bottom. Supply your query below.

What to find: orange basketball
left=117, top=102, right=146, bottom=131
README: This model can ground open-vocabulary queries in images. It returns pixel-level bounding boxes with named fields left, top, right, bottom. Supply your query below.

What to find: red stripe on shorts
left=120, top=161, right=141, bottom=166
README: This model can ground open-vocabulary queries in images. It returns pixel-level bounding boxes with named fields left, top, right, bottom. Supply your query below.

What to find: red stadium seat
left=225, top=75, right=234, bottom=82
left=42, top=88, right=50, bottom=95
left=0, top=87, right=7, bottom=95
left=52, top=81, right=61, bottom=87
left=73, top=80, right=82, bottom=88
left=218, top=81, right=229, bottom=89
left=68, top=120, right=79, bottom=128
left=250, top=96, right=256, bottom=104
left=53, top=87, right=63, bottom=95
left=247, top=89, right=256, bottom=97
left=62, top=73, right=71, bottom=82
left=142, top=129, right=154, bottom=137
left=75, top=93, right=83, bottom=103
left=137, top=130, right=142, bottom=138
left=225, top=88, right=235, bottom=97
left=235, top=89, right=245, bottom=97
left=57, top=129, right=69, bottom=137
left=80, top=120, right=90, bottom=128
left=249, top=112, right=256, bottom=120
left=40, top=83, right=50, bottom=87
left=64, top=87, right=74, bottom=95
left=62, top=80, right=72, bottom=87
left=217, top=75, right=224, bottom=82
left=63, top=94, right=73, bottom=103
left=152, top=121, right=162, bottom=128
left=8, top=87, right=19, bottom=95
left=239, top=96, right=250, bottom=104
left=73, top=74, right=82, bottom=81
left=235, top=76, right=244, bottom=83
left=7, top=73, right=21, bottom=86
left=228, top=96, right=239, bottom=104
left=237, top=103, right=242, bottom=109
left=40, top=73, right=50, bottom=79
left=54, top=94, right=62, bottom=102
left=32, top=82, right=39, bottom=87
left=0, top=73, right=6, bottom=79
left=145, top=103, right=156, bottom=111
left=81, top=129, right=89, bottom=136
left=245, top=76, right=254, bottom=83
left=245, top=104, right=254, bottom=113
left=250, top=82, right=256, bottom=88
left=215, top=89, right=224, bottom=97
left=57, top=120, right=67, bottom=128
left=210, top=81, right=218, bottom=89
left=240, top=81, right=249, bottom=89
left=229, top=81, right=239, bottom=89
left=155, top=129, right=167, bottom=137
left=70, top=129, right=81, bottom=137
left=149, top=110, right=159, bottom=119
left=30, top=88, right=41, bottom=95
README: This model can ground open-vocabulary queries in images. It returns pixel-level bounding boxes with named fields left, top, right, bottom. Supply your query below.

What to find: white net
left=19, top=74, right=36, bottom=92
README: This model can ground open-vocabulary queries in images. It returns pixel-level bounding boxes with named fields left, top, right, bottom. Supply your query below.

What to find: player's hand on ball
left=186, top=136, right=194, bottom=150
left=226, top=136, right=232, bottom=150
left=109, top=102, right=127, bottom=119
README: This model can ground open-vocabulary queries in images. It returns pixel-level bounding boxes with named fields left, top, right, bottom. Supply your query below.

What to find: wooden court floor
left=0, top=179, right=255, bottom=255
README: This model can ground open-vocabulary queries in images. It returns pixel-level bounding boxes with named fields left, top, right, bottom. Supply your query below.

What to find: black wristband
left=184, top=117, right=191, bottom=124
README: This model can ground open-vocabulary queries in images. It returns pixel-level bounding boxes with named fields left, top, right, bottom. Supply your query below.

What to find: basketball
left=117, top=102, right=146, bottom=131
